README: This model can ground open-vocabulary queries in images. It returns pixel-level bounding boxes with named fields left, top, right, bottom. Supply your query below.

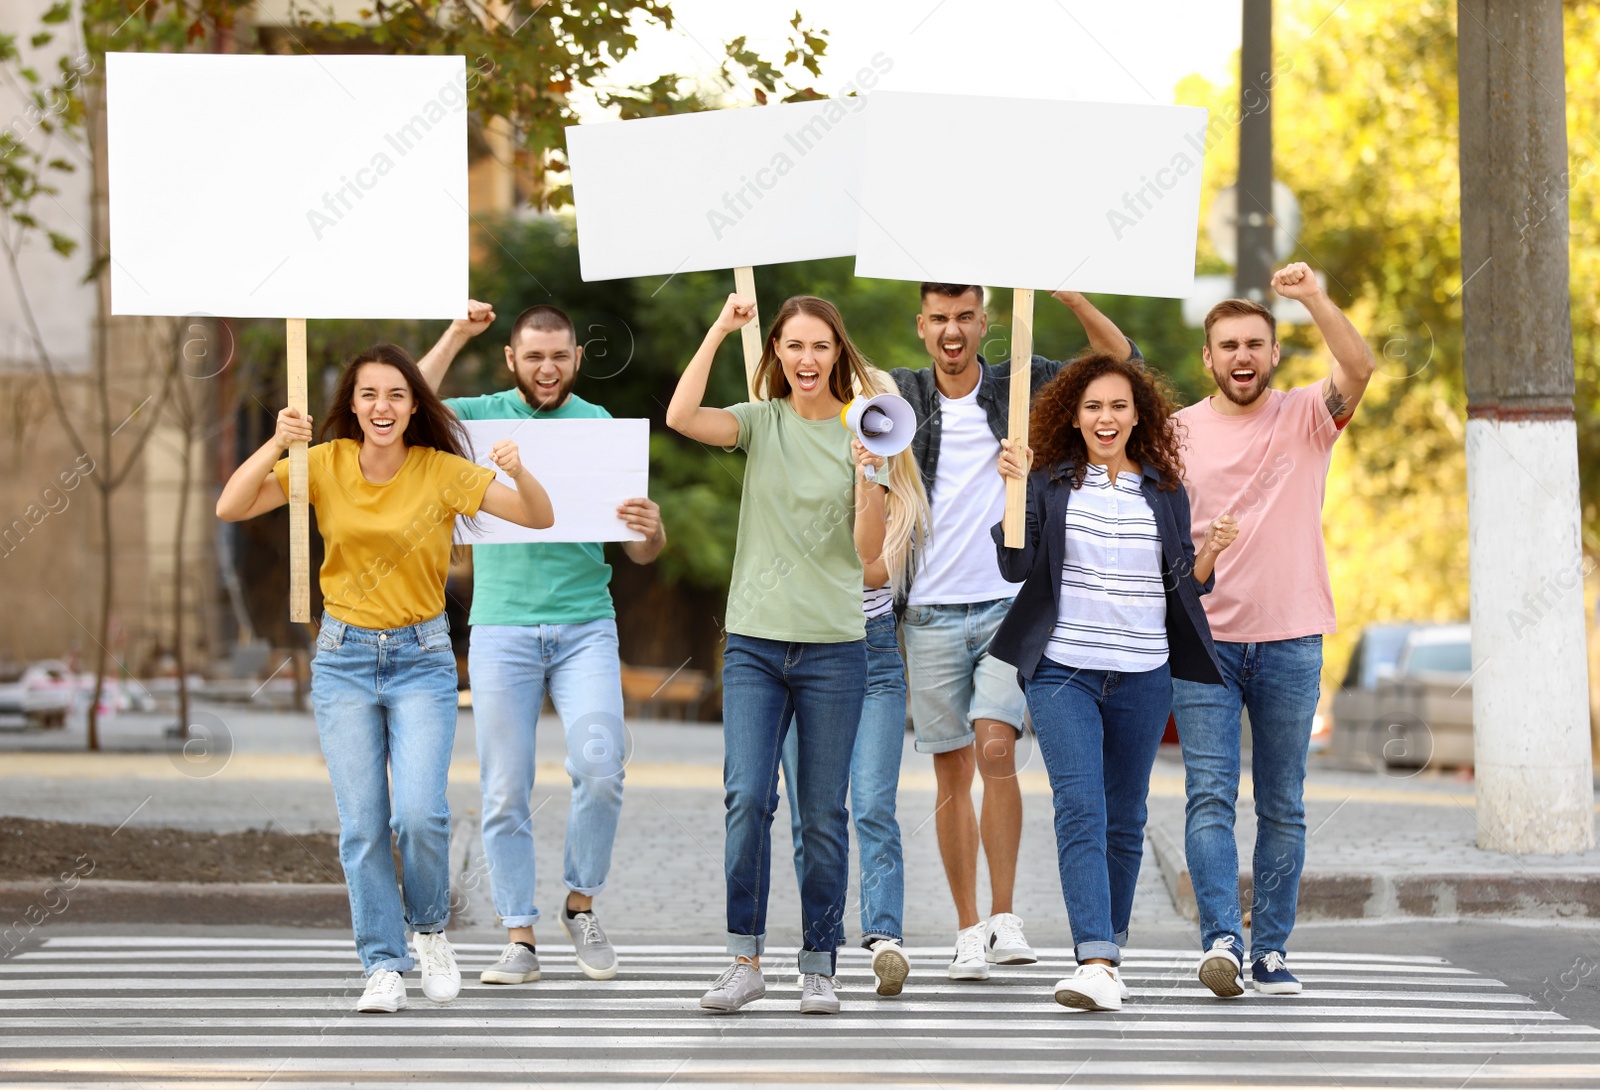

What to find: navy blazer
left=988, top=460, right=1225, bottom=686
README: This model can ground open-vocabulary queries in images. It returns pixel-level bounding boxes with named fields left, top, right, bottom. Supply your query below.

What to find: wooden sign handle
left=733, top=265, right=762, bottom=400
left=286, top=318, right=311, bottom=623
left=1003, top=288, right=1034, bottom=548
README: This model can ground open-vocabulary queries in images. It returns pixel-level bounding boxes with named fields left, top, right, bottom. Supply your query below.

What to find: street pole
left=1457, top=0, right=1594, bottom=852
left=1235, top=0, right=1274, bottom=302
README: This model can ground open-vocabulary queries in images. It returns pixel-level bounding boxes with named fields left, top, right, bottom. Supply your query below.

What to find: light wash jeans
left=722, top=633, right=866, bottom=975
left=901, top=598, right=1028, bottom=753
left=1172, top=635, right=1323, bottom=959
left=469, top=620, right=627, bottom=928
left=311, top=612, right=457, bottom=975
left=1026, top=658, right=1173, bottom=966
left=782, top=610, right=908, bottom=944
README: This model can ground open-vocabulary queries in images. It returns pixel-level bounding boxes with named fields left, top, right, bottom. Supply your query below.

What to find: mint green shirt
left=444, top=389, right=616, bottom=626
left=724, top=398, right=864, bottom=643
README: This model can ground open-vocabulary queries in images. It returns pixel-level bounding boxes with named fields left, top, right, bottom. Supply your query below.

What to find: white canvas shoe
left=356, top=969, right=406, bottom=1013
left=949, top=923, right=990, bottom=981
left=1053, top=964, right=1122, bottom=1012
left=414, top=931, right=460, bottom=1003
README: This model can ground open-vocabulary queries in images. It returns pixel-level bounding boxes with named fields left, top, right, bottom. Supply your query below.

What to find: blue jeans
left=1026, top=658, right=1172, bottom=965
left=311, top=612, right=457, bottom=975
left=469, top=621, right=627, bottom=928
left=781, top=611, right=907, bottom=944
left=722, top=633, right=866, bottom=975
left=1172, top=636, right=1322, bottom=959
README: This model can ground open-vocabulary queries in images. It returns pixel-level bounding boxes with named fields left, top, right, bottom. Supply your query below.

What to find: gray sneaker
left=700, top=961, right=766, bottom=1013
left=480, top=942, right=542, bottom=985
left=560, top=909, right=619, bottom=981
left=800, top=973, right=840, bottom=1015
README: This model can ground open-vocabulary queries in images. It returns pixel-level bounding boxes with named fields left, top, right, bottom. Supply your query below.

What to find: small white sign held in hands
left=454, top=419, right=649, bottom=545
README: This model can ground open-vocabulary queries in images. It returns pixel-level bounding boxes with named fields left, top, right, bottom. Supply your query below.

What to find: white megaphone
left=840, top=393, right=915, bottom=482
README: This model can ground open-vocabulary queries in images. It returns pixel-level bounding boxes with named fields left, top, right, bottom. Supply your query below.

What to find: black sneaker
left=1251, top=951, right=1302, bottom=995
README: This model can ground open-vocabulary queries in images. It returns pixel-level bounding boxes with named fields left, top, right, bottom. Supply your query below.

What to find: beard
left=1211, top=360, right=1276, bottom=407
left=517, top=372, right=574, bottom=411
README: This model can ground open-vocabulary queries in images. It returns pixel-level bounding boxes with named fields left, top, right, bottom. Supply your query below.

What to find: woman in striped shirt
left=988, top=352, right=1237, bottom=1013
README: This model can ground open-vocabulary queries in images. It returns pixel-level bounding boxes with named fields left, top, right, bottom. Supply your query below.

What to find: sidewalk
left=2, top=703, right=1597, bottom=937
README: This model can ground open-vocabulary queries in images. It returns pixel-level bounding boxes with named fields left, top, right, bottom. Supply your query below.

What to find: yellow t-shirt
left=273, top=439, right=495, bottom=631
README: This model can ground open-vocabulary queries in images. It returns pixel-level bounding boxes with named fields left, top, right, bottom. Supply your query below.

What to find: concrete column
left=1458, top=0, right=1594, bottom=852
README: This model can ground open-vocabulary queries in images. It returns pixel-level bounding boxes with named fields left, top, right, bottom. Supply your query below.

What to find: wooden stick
left=1003, top=288, right=1034, bottom=548
left=286, top=318, right=311, bottom=623
left=733, top=265, right=762, bottom=400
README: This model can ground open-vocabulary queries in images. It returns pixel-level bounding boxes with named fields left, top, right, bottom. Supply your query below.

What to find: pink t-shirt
left=1174, top=383, right=1344, bottom=642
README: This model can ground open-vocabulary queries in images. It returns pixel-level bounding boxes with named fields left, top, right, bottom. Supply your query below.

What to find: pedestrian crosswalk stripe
left=2, top=939, right=1596, bottom=1088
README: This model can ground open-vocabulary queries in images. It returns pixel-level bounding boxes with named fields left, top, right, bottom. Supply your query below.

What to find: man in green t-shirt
left=419, top=302, right=666, bottom=985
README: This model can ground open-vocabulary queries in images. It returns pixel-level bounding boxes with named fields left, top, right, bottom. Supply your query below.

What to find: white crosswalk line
left=2, top=940, right=1597, bottom=1088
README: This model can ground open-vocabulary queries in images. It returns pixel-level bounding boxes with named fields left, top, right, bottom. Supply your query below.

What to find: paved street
left=6, top=707, right=1600, bottom=1085
left=5, top=929, right=1600, bottom=1088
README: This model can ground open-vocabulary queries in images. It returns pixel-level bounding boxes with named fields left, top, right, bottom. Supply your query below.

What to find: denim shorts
left=901, top=598, right=1028, bottom=754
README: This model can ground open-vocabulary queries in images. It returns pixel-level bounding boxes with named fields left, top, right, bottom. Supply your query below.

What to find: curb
left=0, top=880, right=351, bottom=931
left=1145, top=823, right=1600, bottom=921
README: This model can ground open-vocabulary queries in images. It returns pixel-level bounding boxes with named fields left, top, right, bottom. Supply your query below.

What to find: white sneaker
left=985, top=912, right=1037, bottom=964
left=357, top=969, right=406, bottom=1013
left=949, top=923, right=990, bottom=981
left=414, top=931, right=460, bottom=1003
left=1198, top=936, right=1245, bottom=998
left=870, top=939, right=910, bottom=997
left=1054, top=964, right=1122, bottom=1012
left=1109, top=964, right=1131, bottom=1001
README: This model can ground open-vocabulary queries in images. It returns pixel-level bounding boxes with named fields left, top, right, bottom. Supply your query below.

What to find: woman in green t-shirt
left=667, top=294, right=887, bottom=1016
left=217, top=344, right=553, bottom=1014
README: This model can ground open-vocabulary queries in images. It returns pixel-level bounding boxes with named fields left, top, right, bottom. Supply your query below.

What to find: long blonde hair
left=752, top=296, right=876, bottom=404
left=857, top=367, right=930, bottom=595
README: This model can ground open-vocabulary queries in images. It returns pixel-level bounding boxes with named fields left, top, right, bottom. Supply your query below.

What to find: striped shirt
left=1043, top=464, right=1169, bottom=672
left=863, top=583, right=894, bottom=620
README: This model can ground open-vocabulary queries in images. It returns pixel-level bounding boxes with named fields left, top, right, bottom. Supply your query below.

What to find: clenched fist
left=1202, top=513, right=1239, bottom=555
left=489, top=439, right=525, bottom=478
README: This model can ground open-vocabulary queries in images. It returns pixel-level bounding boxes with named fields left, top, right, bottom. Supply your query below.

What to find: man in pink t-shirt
left=1172, top=263, right=1375, bottom=999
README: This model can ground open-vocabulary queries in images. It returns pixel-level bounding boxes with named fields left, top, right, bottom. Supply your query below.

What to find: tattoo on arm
left=1325, top=378, right=1352, bottom=420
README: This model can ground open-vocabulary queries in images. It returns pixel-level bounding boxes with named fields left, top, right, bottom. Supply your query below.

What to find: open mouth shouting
left=1093, top=427, right=1120, bottom=450
left=940, top=338, right=965, bottom=364
left=369, top=415, right=397, bottom=438
left=794, top=367, right=821, bottom=393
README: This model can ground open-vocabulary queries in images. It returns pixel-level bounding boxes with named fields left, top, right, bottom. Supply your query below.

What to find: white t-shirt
left=907, top=384, right=1022, bottom=606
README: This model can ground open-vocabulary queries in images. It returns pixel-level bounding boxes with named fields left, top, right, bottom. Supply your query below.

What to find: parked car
left=0, top=659, right=75, bottom=729
left=1330, top=623, right=1416, bottom=762
left=1332, top=623, right=1474, bottom=770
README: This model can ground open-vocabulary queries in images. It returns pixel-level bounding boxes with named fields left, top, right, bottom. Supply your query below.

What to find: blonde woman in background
left=779, top=367, right=930, bottom=998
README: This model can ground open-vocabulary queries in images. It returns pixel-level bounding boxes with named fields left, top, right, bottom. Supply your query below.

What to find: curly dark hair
left=1028, top=352, right=1185, bottom=491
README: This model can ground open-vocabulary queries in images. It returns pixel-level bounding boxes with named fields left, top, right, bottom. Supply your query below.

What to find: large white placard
left=454, top=419, right=649, bottom=545
left=566, top=97, right=868, bottom=280
left=853, top=92, right=1208, bottom=298
left=107, top=52, right=468, bottom=319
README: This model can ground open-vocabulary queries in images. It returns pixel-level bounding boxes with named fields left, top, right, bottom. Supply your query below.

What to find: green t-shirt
left=724, top=398, right=864, bottom=643
left=444, top=389, right=616, bottom=626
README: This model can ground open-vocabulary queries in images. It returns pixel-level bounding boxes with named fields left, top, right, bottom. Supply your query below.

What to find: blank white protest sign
left=106, top=52, right=467, bottom=319
left=565, top=97, right=868, bottom=280
left=853, top=92, right=1208, bottom=297
left=454, top=419, right=649, bottom=545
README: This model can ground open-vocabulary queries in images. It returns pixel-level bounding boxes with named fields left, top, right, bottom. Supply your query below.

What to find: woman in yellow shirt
left=218, top=343, right=553, bottom=1014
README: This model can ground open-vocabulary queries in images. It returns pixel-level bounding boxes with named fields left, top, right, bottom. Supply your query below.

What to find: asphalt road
left=3, top=920, right=1600, bottom=1088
